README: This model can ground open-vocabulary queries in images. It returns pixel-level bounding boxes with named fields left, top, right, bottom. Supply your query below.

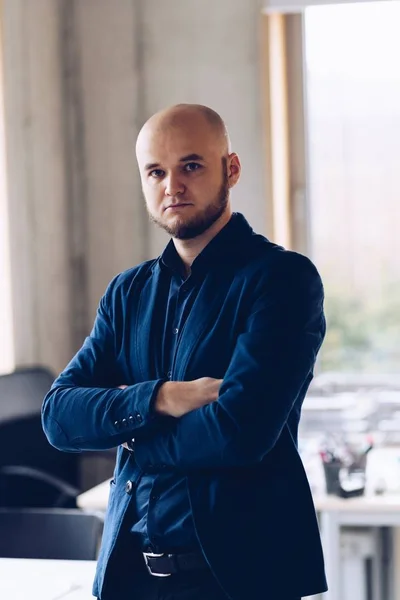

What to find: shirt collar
left=160, top=212, right=254, bottom=276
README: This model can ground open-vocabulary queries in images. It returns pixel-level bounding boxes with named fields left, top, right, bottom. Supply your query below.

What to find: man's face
left=136, top=118, right=238, bottom=239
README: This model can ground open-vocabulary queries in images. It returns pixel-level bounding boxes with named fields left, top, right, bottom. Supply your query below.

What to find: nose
left=165, top=173, right=185, bottom=197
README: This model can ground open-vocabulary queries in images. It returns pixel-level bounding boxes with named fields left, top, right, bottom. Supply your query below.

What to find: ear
left=227, top=153, right=241, bottom=188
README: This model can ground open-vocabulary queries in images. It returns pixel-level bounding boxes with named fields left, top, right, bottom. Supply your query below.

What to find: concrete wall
left=1, top=0, right=268, bottom=374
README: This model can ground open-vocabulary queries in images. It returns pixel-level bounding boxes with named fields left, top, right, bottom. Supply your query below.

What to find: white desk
left=78, top=479, right=112, bottom=511
left=315, top=494, right=400, bottom=600
left=0, top=558, right=97, bottom=600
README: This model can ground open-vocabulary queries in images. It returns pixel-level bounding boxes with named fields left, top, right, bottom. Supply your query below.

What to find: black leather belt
left=142, top=551, right=208, bottom=577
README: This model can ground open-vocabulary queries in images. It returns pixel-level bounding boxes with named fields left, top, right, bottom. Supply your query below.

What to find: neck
left=173, top=207, right=233, bottom=276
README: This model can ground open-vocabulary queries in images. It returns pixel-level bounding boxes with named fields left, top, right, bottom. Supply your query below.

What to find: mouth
left=164, top=203, right=193, bottom=212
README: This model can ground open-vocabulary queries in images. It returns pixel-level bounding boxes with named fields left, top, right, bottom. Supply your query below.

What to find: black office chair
left=0, top=367, right=80, bottom=508
left=0, top=508, right=104, bottom=560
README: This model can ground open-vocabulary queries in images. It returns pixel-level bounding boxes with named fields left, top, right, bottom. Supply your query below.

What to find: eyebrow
left=179, top=153, right=204, bottom=162
left=144, top=154, right=205, bottom=171
left=144, top=162, right=161, bottom=171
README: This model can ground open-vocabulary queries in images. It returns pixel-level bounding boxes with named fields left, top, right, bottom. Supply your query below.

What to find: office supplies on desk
left=320, top=435, right=373, bottom=498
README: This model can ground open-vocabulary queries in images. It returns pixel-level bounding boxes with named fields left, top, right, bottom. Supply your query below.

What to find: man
left=42, top=104, right=328, bottom=600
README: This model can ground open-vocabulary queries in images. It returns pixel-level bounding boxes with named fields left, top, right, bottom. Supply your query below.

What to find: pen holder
left=323, top=460, right=342, bottom=495
left=323, top=461, right=367, bottom=498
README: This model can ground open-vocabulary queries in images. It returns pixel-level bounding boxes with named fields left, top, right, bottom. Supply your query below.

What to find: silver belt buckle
left=143, top=552, right=172, bottom=577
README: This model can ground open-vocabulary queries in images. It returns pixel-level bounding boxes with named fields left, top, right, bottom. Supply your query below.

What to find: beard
left=147, top=160, right=230, bottom=240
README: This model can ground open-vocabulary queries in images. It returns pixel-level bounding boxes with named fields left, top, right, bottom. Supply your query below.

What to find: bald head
left=135, top=103, right=241, bottom=242
left=136, top=104, right=231, bottom=157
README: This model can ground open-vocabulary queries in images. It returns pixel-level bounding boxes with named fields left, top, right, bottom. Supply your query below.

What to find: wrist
left=154, top=381, right=173, bottom=415
left=155, top=381, right=193, bottom=417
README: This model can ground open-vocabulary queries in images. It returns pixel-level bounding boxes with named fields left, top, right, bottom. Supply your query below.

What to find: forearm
left=42, top=379, right=165, bottom=452
left=134, top=356, right=314, bottom=472
left=154, top=378, right=221, bottom=418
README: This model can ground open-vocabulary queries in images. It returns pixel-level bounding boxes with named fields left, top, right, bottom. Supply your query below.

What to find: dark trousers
left=99, top=568, right=302, bottom=599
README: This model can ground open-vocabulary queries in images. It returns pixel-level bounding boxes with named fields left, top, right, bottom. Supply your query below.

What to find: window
left=305, top=1, right=400, bottom=374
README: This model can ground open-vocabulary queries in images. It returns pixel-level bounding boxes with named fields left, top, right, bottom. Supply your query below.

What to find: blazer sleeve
left=41, top=278, right=165, bottom=452
left=134, top=253, right=326, bottom=470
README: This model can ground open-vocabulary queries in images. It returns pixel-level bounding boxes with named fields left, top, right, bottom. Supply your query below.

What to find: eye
left=183, top=162, right=202, bottom=173
left=149, top=169, right=165, bottom=179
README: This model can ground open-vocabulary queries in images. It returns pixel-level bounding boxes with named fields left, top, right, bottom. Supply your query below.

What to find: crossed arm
left=42, top=254, right=325, bottom=469
left=118, top=377, right=222, bottom=449
left=41, top=291, right=223, bottom=453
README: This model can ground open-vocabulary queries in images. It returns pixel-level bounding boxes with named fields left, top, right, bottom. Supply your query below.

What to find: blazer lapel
left=133, top=263, right=166, bottom=381
left=173, top=268, right=236, bottom=380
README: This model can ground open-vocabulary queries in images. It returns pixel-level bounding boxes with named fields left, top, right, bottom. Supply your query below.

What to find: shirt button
left=121, top=418, right=128, bottom=427
left=125, top=480, right=133, bottom=495
left=173, top=328, right=179, bottom=335
left=135, top=413, right=142, bottom=423
left=114, top=420, right=120, bottom=429
left=167, top=371, right=172, bottom=380
left=150, top=494, right=159, bottom=501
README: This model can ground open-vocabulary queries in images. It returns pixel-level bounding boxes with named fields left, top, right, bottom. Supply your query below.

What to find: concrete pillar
left=2, top=0, right=72, bottom=372
left=73, top=0, right=148, bottom=321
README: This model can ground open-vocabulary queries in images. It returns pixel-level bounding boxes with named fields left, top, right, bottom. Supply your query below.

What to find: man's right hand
left=155, top=377, right=222, bottom=418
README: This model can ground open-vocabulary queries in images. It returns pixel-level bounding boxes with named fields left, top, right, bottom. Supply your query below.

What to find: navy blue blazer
left=42, top=214, right=328, bottom=599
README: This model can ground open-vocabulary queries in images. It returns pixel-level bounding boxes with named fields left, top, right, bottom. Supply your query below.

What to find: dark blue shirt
left=131, top=235, right=204, bottom=552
